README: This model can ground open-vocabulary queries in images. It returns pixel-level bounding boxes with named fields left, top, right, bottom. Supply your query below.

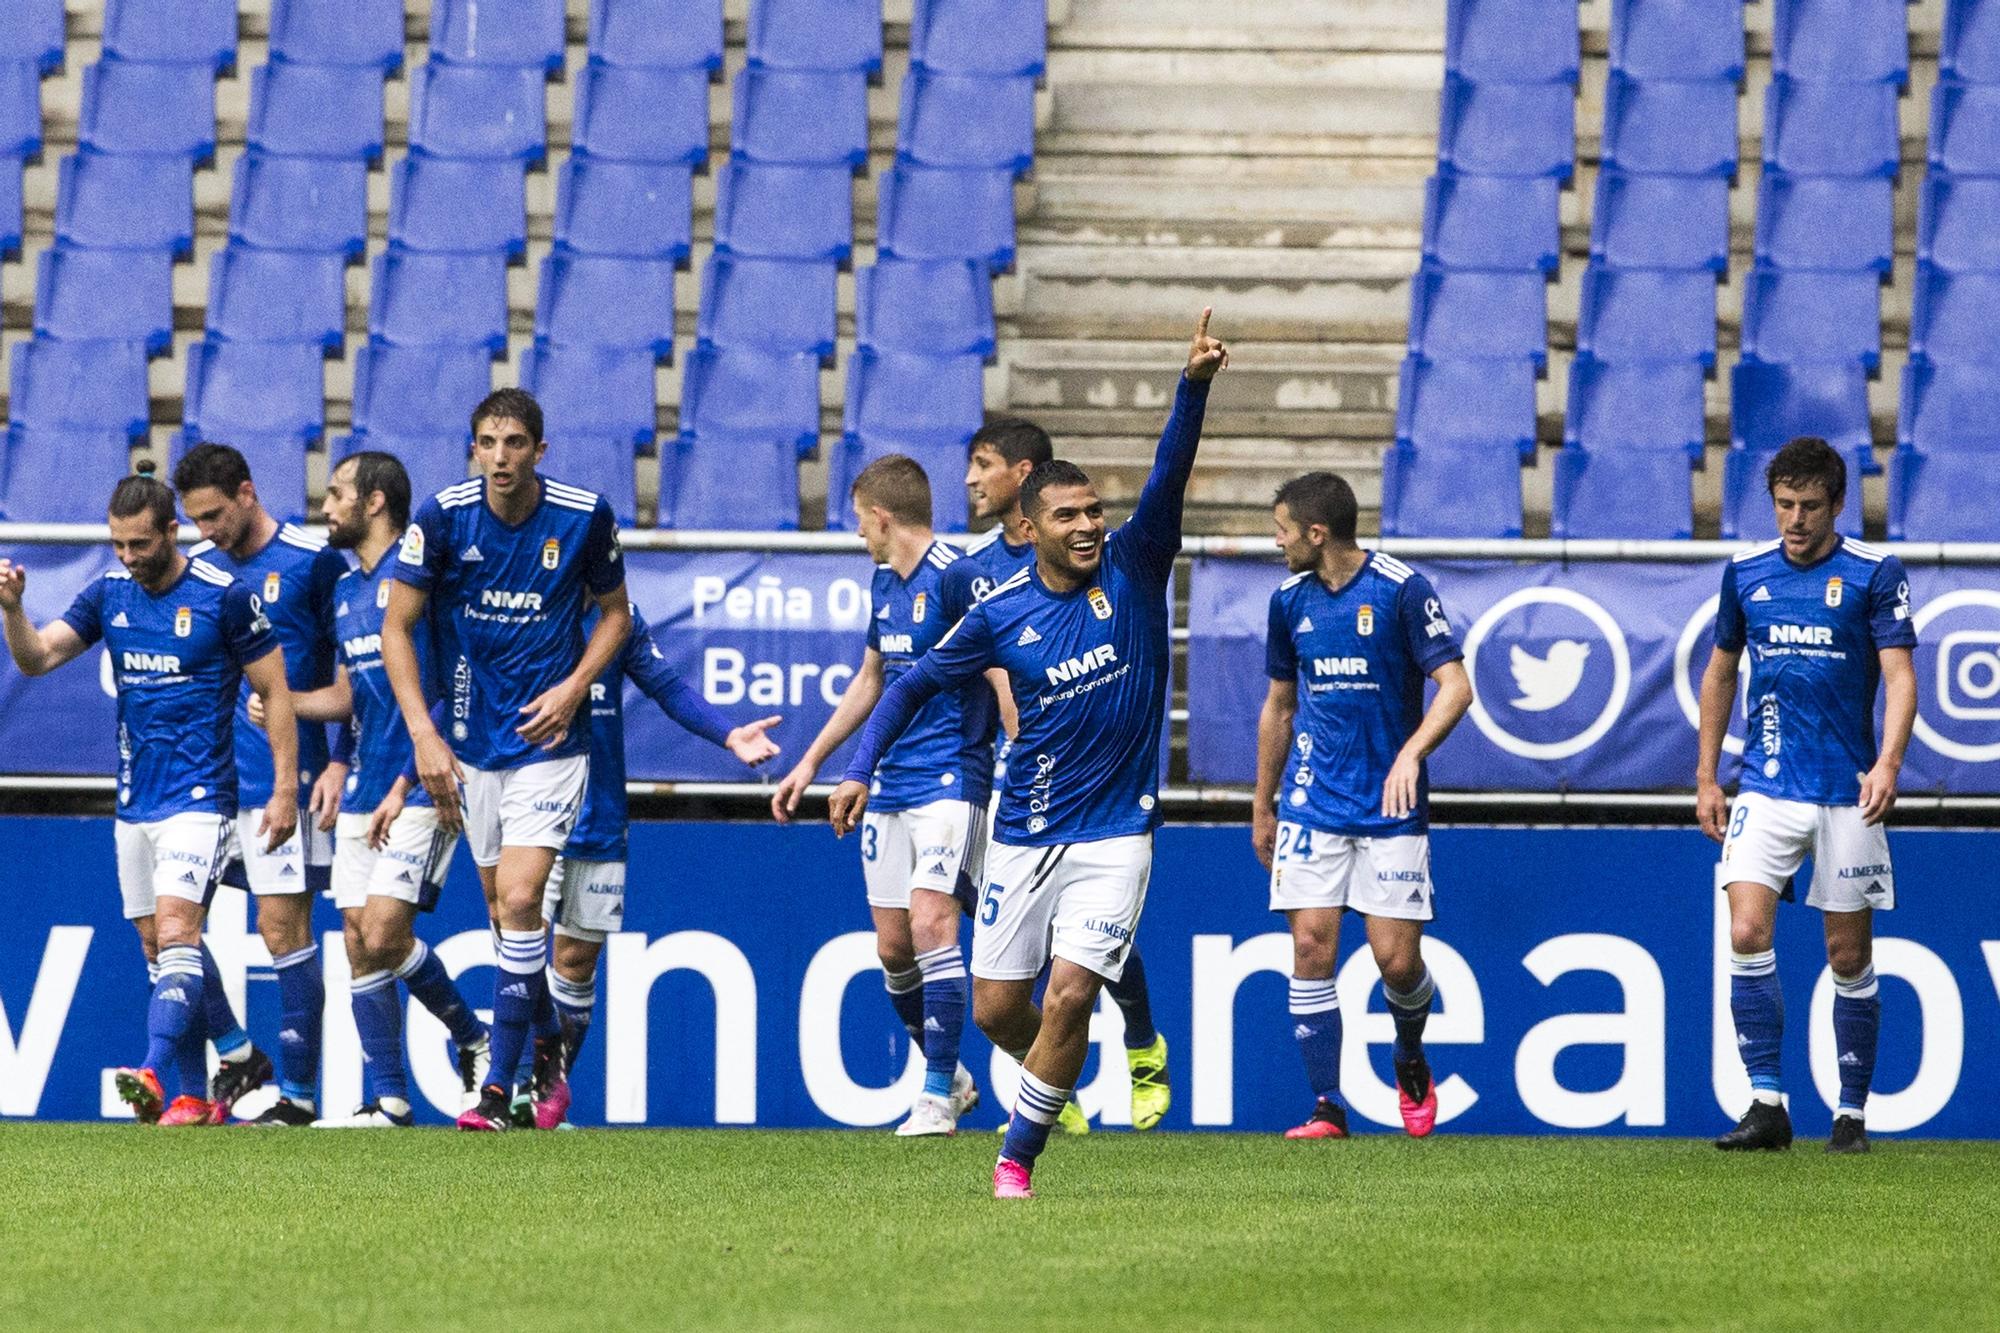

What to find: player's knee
left=1729, top=919, right=1773, bottom=956
left=1826, top=937, right=1872, bottom=977
left=1292, top=937, right=1335, bottom=978
left=1376, top=948, right=1424, bottom=994
left=973, top=990, right=1027, bottom=1043
left=357, top=921, right=411, bottom=971
left=1041, top=971, right=1099, bottom=1027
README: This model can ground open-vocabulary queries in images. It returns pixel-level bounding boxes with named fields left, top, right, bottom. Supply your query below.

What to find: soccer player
left=1697, top=437, right=1916, bottom=1155
left=1251, top=472, right=1472, bottom=1140
left=830, top=309, right=1227, bottom=1197
left=772, top=456, right=995, bottom=1137
left=172, top=444, right=346, bottom=1125
left=0, top=465, right=298, bottom=1126
left=964, top=420, right=1174, bottom=1131
left=382, top=388, right=632, bottom=1132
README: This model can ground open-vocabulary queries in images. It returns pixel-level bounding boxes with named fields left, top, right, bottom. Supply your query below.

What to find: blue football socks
left=1730, top=950, right=1785, bottom=1098
left=271, top=943, right=323, bottom=1108
left=915, top=943, right=966, bottom=1100
left=1289, top=975, right=1343, bottom=1105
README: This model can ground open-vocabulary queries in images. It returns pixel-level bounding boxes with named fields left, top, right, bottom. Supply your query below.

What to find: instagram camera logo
left=1938, top=630, right=2000, bottom=721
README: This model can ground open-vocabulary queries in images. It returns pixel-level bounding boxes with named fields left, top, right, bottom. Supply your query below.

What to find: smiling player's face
left=108, top=511, right=178, bottom=588
left=1028, top=482, right=1106, bottom=581
left=1272, top=502, right=1322, bottom=574
left=472, top=416, right=546, bottom=500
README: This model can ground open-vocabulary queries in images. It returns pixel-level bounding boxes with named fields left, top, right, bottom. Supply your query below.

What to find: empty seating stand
left=746, top=0, right=884, bottom=76
left=35, top=246, right=174, bottom=353
left=247, top=61, right=387, bottom=162
left=910, top=0, right=1049, bottom=78
left=697, top=254, right=838, bottom=359
left=78, top=58, right=218, bottom=162
left=733, top=67, right=870, bottom=169
left=268, top=0, right=407, bottom=72
left=553, top=154, right=694, bottom=261
left=855, top=258, right=997, bottom=357
left=535, top=248, right=678, bottom=359
left=1394, top=356, right=1538, bottom=460
left=1445, top=0, right=1581, bottom=83
left=408, top=59, right=548, bottom=163
left=1421, top=171, right=1560, bottom=272
left=897, top=68, right=1036, bottom=175
left=429, top=0, right=566, bottom=75
left=572, top=62, right=711, bottom=166
left=0, top=426, right=138, bottom=522
left=1609, top=0, right=1745, bottom=81
left=589, top=0, right=725, bottom=72
left=0, top=1, right=66, bottom=77
left=206, top=245, right=348, bottom=353
left=55, top=152, right=196, bottom=257
left=102, top=0, right=236, bottom=73
left=388, top=155, right=529, bottom=257
left=876, top=161, right=1017, bottom=270
left=8, top=338, right=151, bottom=439
left=370, top=247, right=510, bottom=354
left=351, top=341, right=495, bottom=438
left=230, top=150, right=369, bottom=257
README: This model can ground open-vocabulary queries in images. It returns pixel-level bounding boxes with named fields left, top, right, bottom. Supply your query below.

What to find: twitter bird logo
left=1510, top=640, right=1590, bottom=712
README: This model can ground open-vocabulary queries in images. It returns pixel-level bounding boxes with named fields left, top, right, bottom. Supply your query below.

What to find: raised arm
left=771, top=649, right=884, bottom=822
left=1125, top=308, right=1227, bottom=554
left=0, top=561, right=90, bottom=676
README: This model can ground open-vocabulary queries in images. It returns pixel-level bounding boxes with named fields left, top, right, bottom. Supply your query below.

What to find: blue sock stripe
left=1834, top=967, right=1879, bottom=999
left=393, top=940, right=430, bottom=979
left=272, top=944, right=318, bottom=970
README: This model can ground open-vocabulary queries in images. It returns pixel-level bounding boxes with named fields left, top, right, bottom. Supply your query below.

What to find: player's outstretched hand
left=414, top=729, right=464, bottom=832
left=368, top=781, right=409, bottom=851
left=517, top=680, right=587, bottom=749
left=1858, top=763, right=1899, bottom=826
left=828, top=779, right=870, bottom=837
left=1186, top=306, right=1229, bottom=383
left=1251, top=801, right=1278, bottom=870
left=0, top=559, right=25, bottom=611
left=728, top=715, right=783, bottom=769
left=770, top=759, right=815, bottom=823
left=260, top=791, right=299, bottom=854
left=1696, top=780, right=1730, bottom=844
left=309, top=763, right=345, bottom=833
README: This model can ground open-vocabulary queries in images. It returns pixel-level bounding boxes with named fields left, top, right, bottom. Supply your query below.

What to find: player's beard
left=125, top=545, right=176, bottom=588
left=324, top=511, right=366, bottom=550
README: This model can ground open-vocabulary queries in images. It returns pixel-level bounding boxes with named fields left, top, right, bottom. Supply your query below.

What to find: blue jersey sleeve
left=390, top=497, right=452, bottom=592
left=1713, top=561, right=1746, bottom=653
left=865, top=569, right=887, bottom=654
left=937, top=560, right=982, bottom=625
left=1264, top=588, right=1296, bottom=682
left=1115, top=374, right=1212, bottom=583
left=841, top=602, right=998, bottom=785
left=583, top=497, right=625, bottom=597
left=222, top=581, right=278, bottom=667
left=1400, top=573, right=1463, bottom=676
left=59, top=578, right=105, bottom=648
left=624, top=609, right=734, bottom=748
left=330, top=717, right=356, bottom=766
left=311, top=546, right=347, bottom=644
left=1868, top=556, right=1918, bottom=652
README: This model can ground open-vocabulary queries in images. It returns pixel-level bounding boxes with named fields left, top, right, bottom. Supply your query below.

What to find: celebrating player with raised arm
left=0, top=467, right=298, bottom=1127
left=1252, top=473, right=1472, bottom=1140
left=380, top=389, right=632, bottom=1132
left=773, top=456, right=995, bottom=1138
left=830, top=309, right=1226, bottom=1197
left=1697, top=438, right=1917, bottom=1155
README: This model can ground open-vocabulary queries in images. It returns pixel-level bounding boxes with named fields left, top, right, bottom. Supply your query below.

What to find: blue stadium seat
left=1898, top=359, right=2000, bottom=452
left=431, top=0, right=565, bottom=74
left=1721, top=446, right=1864, bottom=539
left=519, top=341, right=659, bottom=448
left=1928, top=77, right=2000, bottom=176
left=269, top=0, right=406, bottom=72
left=388, top=154, right=528, bottom=257
left=746, top=0, right=883, bottom=76
left=1436, top=75, right=1575, bottom=179
left=1918, top=173, right=2000, bottom=273
left=1763, top=76, right=1898, bottom=178
left=1771, top=0, right=1908, bottom=86
left=1394, top=355, right=1538, bottom=459
left=679, top=344, right=821, bottom=448
left=538, top=434, right=641, bottom=526
left=571, top=61, right=710, bottom=166
left=1739, top=267, right=1882, bottom=370
left=1, top=61, right=43, bottom=158
left=1609, top=0, right=1744, bottom=81
left=370, top=249, right=510, bottom=354
left=843, top=348, right=984, bottom=442
left=1551, top=449, right=1695, bottom=539
left=695, top=254, right=838, bottom=359
left=0, top=154, right=17, bottom=258
left=1576, top=265, right=1717, bottom=368
left=827, top=432, right=974, bottom=530
left=183, top=338, right=325, bottom=444
left=247, top=60, right=386, bottom=162
left=0, top=426, right=135, bottom=522
left=876, top=161, right=1016, bottom=270
left=897, top=69, right=1036, bottom=175
left=331, top=429, right=471, bottom=505
left=351, top=340, right=494, bottom=438
left=34, top=246, right=173, bottom=353
left=1445, top=0, right=1581, bottom=84
left=911, top=0, right=1046, bottom=78
left=170, top=428, right=311, bottom=522
left=712, top=159, right=854, bottom=262
left=1563, top=354, right=1706, bottom=459
left=660, top=431, right=802, bottom=530
left=206, top=246, right=348, bottom=353
left=589, top=0, right=724, bottom=72
left=1734, top=359, right=1874, bottom=458
left=1601, top=72, right=1737, bottom=176
left=229, top=150, right=368, bottom=257
left=78, top=57, right=217, bottom=161
left=1379, top=442, right=1524, bottom=538
left=8, top=337, right=150, bottom=438
left=854, top=258, right=996, bottom=357
left=1590, top=168, right=1728, bottom=271
left=1942, top=0, right=2000, bottom=82
left=408, top=58, right=547, bottom=164
left=1911, top=263, right=2000, bottom=364
left=102, top=0, right=236, bottom=73
left=1407, top=264, right=1549, bottom=367
left=1422, top=172, right=1560, bottom=272
left=1754, top=172, right=1894, bottom=274
left=0, top=1, right=65, bottom=77
left=1889, top=448, right=1999, bottom=539
left=534, top=248, right=678, bottom=359
left=54, top=151, right=195, bottom=257
left=732, top=67, right=869, bottom=169
left=553, top=154, right=694, bottom=261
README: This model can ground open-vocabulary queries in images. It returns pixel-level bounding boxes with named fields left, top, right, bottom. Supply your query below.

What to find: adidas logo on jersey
left=1297, top=616, right=1314, bottom=633
left=1751, top=585, right=1772, bottom=602
left=1016, top=625, right=1043, bottom=646
left=110, top=612, right=130, bottom=628
left=461, top=545, right=484, bottom=562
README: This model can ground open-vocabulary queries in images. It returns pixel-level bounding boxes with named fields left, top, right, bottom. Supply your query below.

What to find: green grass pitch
left=3, top=1126, right=1995, bottom=1331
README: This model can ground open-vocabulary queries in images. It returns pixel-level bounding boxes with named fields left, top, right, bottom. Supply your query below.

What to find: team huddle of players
left=0, top=307, right=1917, bottom=1192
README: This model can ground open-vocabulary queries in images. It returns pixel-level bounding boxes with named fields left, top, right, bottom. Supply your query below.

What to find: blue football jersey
left=1714, top=538, right=1916, bottom=805
left=844, top=374, right=1211, bottom=846
left=61, top=558, right=277, bottom=823
left=391, top=475, right=626, bottom=771
left=332, top=554, right=448, bottom=814
left=1266, top=553, right=1463, bottom=837
left=961, top=527, right=1034, bottom=601
left=190, top=525, right=343, bottom=808
left=866, top=540, right=993, bottom=812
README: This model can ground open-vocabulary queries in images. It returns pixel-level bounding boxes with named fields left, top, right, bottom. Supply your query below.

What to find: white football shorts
left=541, top=857, right=626, bottom=943
left=330, top=809, right=457, bottom=912
left=1268, top=823, right=1435, bottom=921
left=115, top=811, right=234, bottom=919
left=973, top=833, right=1153, bottom=984
left=461, top=755, right=589, bottom=868
left=1718, top=790, right=1896, bottom=912
left=860, top=798, right=982, bottom=909
left=232, top=805, right=334, bottom=895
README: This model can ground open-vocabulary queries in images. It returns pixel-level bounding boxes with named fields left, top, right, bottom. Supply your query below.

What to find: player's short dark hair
left=1766, top=436, right=1847, bottom=506
left=1273, top=471, right=1359, bottom=544
left=170, top=442, right=253, bottom=498
left=472, top=388, right=544, bottom=444
left=970, top=417, right=1053, bottom=468
left=851, top=454, right=933, bottom=527
left=1020, top=459, right=1094, bottom=517
left=109, top=460, right=177, bottom=531
left=338, top=450, right=413, bottom=530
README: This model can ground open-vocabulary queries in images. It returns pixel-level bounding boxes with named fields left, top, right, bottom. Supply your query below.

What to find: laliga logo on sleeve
left=1463, top=588, right=1630, bottom=760
left=399, top=524, right=424, bottom=565
left=1911, top=589, right=2000, bottom=764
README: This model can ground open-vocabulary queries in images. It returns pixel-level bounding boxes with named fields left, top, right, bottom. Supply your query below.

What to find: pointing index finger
left=1195, top=306, right=1212, bottom=343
